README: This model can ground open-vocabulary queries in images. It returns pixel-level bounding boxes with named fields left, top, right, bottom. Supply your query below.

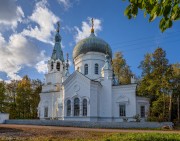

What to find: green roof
left=73, top=33, right=112, bottom=59
left=51, top=32, right=64, bottom=62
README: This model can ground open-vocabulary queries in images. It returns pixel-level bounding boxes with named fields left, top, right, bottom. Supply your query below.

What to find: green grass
left=103, top=133, right=180, bottom=141
left=1, top=132, right=180, bottom=141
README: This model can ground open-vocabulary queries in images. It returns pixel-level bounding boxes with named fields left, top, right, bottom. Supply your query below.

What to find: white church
left=38, top=20, right=149, bottom=122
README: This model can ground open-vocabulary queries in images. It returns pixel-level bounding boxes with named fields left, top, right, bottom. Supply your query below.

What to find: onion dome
left=73, top=18, right=112, bottom=59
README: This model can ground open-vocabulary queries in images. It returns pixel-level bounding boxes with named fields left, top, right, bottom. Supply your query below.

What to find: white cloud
left=0, top=33, right=47, bottom=80
left=0, top=0, right=24, bottom=30
left=74, top=17, right=102, bottom=43
left=35, top=56, right=49, bottom=74
left=22, top=0, right=59, bottom=44
left=57, top=0, right=71, bottom=10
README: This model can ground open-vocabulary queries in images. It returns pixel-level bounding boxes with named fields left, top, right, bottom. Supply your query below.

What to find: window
left=119, top=105, right=126, bottom=117
left=44, top=107, right=48, bottom=117
left=56, top=62, right=60, bottom=71
left=84, top=64, right=88, bottom=75
left=140, top=106, right=145, bottom=118
left=83, top=99, right=87, bottom=116
left=67, top=100, right=71, bottom=116
left=77, top=67, right=80, bottom=72
left=51, top=62, right=54, bottom=70
left=94, top=64, right=99, bottom=74
left=74, top=98, right=80, bottom=116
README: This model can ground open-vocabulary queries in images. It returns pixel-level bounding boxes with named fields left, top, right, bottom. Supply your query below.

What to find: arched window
left=83, top=99, right=87, bottom=116
left=94, top=63, right=99, bottom=74
left=51, top=62, right=54, bottom=70
left=56, top=62, right=60, bottom=71
left=77, top=67, right=80, bottom=72
left=67, top=100, right=71, bottom=116
left=84, top=64, right=88, bottom=75
left=74, top=98, right=80, bottom=116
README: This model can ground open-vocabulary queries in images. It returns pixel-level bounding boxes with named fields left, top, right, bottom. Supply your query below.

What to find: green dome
left=73, top=33, right=112, bottom=59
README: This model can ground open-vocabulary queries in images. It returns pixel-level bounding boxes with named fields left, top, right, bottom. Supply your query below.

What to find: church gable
left=62, top=71, right=92, bottom=99
left=62, top=71, right=91, bottom=87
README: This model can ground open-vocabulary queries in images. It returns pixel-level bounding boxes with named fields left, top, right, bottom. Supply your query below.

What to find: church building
left=38, top=19, right=149, bottom=122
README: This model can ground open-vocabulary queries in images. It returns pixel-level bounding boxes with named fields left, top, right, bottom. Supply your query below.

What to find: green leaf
left=124, top=5, right=131, bottom=16
left=167, top=19, right=173, bottom=28
left=159, top=18, right=166, bottom=32
left=149, top=13, right=157, bottom=22
left=163, top=5, right=171, bottom=18
left=131, top=4, right=138, bottom=17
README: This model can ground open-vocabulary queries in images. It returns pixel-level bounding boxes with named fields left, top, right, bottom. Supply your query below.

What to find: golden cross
left=91, top=18, right=94, bottom=33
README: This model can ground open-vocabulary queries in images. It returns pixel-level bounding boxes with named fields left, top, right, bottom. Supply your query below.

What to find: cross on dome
left=56, top=21, right=60, bottom=33
left=91, top=18, right=94, bottom=33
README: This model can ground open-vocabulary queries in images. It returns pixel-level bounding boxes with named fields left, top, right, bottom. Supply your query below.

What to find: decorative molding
left=74, top=84, right=80, bottom=92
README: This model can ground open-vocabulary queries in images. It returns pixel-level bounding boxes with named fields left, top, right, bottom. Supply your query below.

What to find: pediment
left=62, top=71, right=91, bottom=87
left=116, top=96, right=129, bottom=103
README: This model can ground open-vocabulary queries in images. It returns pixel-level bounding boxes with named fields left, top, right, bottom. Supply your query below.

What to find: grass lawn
left=1, top=132, right=180, bottom=141
left=103, top=133, right=180, bottom=141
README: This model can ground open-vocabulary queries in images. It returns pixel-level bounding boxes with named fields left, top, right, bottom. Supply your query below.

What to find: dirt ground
left=0, top=124, right=179, bottom=141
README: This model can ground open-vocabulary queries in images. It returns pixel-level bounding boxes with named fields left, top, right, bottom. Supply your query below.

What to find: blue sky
left=0, top=0, right=179, bottom=82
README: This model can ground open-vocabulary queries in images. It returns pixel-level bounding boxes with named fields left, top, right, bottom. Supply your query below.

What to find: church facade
left=38, top=20, right=149, bottom=122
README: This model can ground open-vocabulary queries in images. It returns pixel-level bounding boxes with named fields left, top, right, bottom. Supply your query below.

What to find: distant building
left=38, top=20, right=149, bottom=122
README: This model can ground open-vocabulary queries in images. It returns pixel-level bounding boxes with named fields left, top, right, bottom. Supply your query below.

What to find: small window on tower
left=94, top=63, right=99, bottom=74
left=77, top=67, right=80, bottom=72
left=56, top=62, right=60, bottom=71
left=84, top=64, right=88, bottom=75
left=51, top=62, right=54, bottom=70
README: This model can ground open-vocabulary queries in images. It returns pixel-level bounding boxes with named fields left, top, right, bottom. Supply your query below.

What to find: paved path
left=1, top=124, right=179, bottom=134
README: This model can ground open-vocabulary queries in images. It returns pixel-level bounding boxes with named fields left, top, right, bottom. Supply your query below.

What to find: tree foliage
left=0, top=76, right=42, bottom=119
left=138, top=47, right=179, bottom=121
left=0, top=81, right=6, bottom=113
left=112, top=52, right=132, bottom=84
left=123, top=0, right=180, bottom=32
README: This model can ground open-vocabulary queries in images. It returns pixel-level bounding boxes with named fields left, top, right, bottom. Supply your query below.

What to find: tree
left=123, top=0, right=180, bottom=32
left=6, top=80, right=19, bottom=119
left=112, top=52, right=132, bottom=84
left=0, top=81, right=6, bottom=113
left=16, top=76, right=32, bottom=119
left=0, top=76, right=42, bottom=119
left=138, top=47, right=174, bottom=121
left=30, top=79, right=41, bottom=118
left=171, top=63, right=180, bottom=122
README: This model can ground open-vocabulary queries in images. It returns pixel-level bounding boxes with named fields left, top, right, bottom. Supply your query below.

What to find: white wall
left=90, top=82, right=101, bottom=120
left=0, top=113, right=9, bottom=123
left=45, top=72, right=63, bottom=85
left=136, top=96, right=150, bottom=120
left=112, top=84, right=137, bottom=122
left=99, top=76, right=113, bottom=120
left=74, top=52, right=105, bottom=80
left=38, top=92, right=62, bottom=119
left=62, top=72, right=91, bottom=120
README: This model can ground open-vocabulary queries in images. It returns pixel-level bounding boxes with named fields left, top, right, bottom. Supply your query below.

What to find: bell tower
left=46, top=21, right=65, bottom=85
